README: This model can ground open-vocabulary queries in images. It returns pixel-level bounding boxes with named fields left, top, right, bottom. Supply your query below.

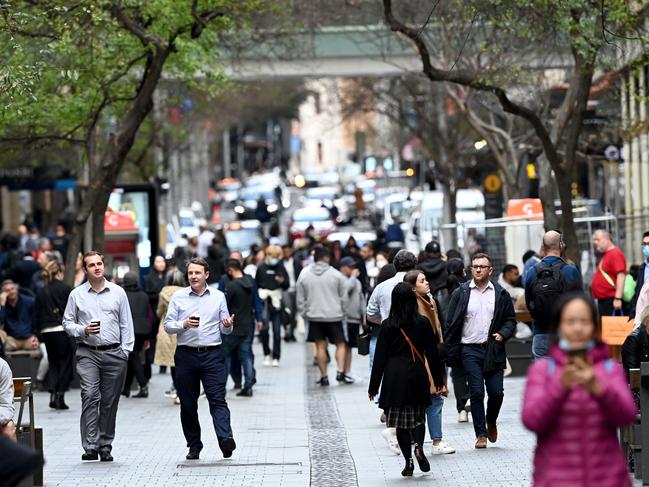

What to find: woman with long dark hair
left=368, top=282, right=444, bottom=477
left=34, top=260, right=73, bottom=409
left=403, top=270, right=455, bottom=455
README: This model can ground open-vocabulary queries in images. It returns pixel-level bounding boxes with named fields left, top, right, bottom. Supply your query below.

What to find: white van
left=409, top=189, right=486, bottom=252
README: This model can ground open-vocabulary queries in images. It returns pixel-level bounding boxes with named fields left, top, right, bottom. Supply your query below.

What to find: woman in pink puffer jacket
left=522, top=293, right=637, bottom=487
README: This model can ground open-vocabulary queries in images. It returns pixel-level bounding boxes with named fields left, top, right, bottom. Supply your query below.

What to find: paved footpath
left=33, top=340, right=636, bottom=486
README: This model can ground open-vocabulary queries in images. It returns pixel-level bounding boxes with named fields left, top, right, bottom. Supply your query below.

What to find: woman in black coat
left=368, top=282, right=444, bottom=477
left=33, top=260, right=73, bottom=410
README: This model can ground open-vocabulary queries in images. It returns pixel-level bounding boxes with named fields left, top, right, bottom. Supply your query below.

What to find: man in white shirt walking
left=444, top=253, right=516, bottom=449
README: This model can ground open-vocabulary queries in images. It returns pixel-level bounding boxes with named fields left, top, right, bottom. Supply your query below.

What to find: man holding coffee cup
left=63, top=251, right=134, bottom=462
left=164, top=257, right=236, bottom=461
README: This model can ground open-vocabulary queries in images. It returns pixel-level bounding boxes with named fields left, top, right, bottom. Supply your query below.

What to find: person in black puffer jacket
left=121, top=272, right=152, bottom=398
left=255, top=245, right=289, bottom=367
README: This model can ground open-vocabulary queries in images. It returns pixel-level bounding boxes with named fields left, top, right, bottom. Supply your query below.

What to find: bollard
left=640, top=362, right=649, bottom=484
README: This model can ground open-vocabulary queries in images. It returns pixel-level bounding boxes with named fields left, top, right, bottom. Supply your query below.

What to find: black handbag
left=357, top=330, right=370, bottom=356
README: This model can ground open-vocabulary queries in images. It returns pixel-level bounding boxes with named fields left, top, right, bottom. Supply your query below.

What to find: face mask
left=268, top=258, right=279, bottom=266
left=558, top=338, right=596, bottom=353
left=643, top=245, right=649, bottom=259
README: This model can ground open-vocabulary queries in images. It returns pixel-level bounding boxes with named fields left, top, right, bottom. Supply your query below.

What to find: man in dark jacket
left=444, top=253, right=516, bottom=450
left=417, top=241, right=449, bottom=321
left=121, top=272, right=151, bottom=398
left=223, top=260, right=255, bottom=397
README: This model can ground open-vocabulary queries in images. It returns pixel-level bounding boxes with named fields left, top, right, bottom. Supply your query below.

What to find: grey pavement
left=30, top=338, right=632, bottom=486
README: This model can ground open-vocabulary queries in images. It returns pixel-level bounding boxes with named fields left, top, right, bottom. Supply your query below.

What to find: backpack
left=529, top=262, right=567, bottom=328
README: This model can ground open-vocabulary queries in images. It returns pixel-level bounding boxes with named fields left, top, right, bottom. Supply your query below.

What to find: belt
left=177, top=344, right=221, bottom=353
left=463, top=342, right=488, bottom=348
left=79, top=342, right=120, bottom=351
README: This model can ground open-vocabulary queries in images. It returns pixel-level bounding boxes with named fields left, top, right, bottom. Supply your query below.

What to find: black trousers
left=124, top=334, right=148, bottom=390
left=41, top=331, right=74, bottom=393
left=597, top=297, right=615, bottom=317
left=451, top=367, right=470, bottom=413
left=175, top=346, right=232, bottom=449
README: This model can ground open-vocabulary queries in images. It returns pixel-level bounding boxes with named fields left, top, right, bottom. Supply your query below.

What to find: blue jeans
left=461, top=345, right=504, bottom=438
left=426, top=394, right=444, bottom=441
left=222, top=335, right=254, bottom=390
left=369, top=335, right=378, bottom=371
left=260, top=306, right=282, bottom=359
left=532, top=333, right=553, bottom=359
left=174, top=346, right=232, bottom=449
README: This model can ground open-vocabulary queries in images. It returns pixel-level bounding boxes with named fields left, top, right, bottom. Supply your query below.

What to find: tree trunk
left=62, top=47, right=170, bottom=283
left=441, top=182, right=458, bottom=250
left=556, top=170, right=579, bottom=264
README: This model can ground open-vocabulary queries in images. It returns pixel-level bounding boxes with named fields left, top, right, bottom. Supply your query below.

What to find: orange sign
left=601, top=316, right=634, bottom=346
left=506, top=199, right=543, bottom=220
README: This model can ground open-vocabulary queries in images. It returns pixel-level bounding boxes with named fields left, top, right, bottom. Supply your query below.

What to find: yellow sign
left=527, top=163, right=538, bottom=180
left=484, top=174, right=502, bottom=193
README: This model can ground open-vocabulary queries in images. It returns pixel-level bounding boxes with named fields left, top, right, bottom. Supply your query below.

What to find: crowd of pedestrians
left=3, top=219, right=649, bottom=486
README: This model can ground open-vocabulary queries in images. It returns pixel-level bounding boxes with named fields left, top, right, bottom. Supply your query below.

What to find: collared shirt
left=0, top=294, right=35, bottom=339
left=461, top=280, right=495, bottom=344
left=366, top=271, right=407, bottom=322
left=62, top=279, right=135, bottom=353
left=164, top=285, right=232, bottom=347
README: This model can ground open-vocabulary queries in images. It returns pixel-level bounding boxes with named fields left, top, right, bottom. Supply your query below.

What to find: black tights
left=396, top=424, right=425, bottom=459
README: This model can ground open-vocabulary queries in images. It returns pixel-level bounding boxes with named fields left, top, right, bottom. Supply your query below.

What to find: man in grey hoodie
left=297, top=247, right=346, bottom=386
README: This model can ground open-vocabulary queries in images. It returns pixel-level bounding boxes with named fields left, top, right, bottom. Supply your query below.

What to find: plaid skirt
left=385, top=406, right=426, bottom=429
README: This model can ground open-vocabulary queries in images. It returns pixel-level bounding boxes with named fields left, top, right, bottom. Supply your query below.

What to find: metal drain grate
left=305, top=349, right=359, bottom=487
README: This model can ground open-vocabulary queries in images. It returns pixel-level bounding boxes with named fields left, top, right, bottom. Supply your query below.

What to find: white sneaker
left=263, top=355, right=272, bottom=366
left=272, top=359, right=279, bottom=367
left=381, top=428, right=401, bottom=455
left=458, top=410, right=469, bottom=423
left=431, top=441, right=456, bottom=455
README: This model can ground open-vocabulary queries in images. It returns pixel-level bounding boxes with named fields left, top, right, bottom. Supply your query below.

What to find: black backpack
left=529, top=262, right=567, bottom=327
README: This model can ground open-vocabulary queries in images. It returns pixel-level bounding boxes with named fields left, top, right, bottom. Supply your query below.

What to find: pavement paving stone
left=32, top=338, right=640, bottom=486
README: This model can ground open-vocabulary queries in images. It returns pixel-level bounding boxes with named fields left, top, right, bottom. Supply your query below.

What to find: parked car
left=215, top=178, right=242, bottom=206
left=178, top=208, right=199, bottom=238
left=288, top=207, right=336, bottom=243
left=234, top=185, right=284, bottom=220
left=304, top=186, right=352, bottom=224
left=224, top=220, right=263, bottom=258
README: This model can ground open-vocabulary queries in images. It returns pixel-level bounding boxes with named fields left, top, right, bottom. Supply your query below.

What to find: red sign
left=104, top=211, right=138, bottom=232
left=104, top=240, right=137, bottom=254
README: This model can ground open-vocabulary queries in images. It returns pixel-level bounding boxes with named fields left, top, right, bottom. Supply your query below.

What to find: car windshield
left=240, top=187, right=276, bottom=201
left=293, top=208, right=330, bottom=222
left=179, top=216, right=194, bottom=227
left=218, top=182, right=240, bottom=191
left=225, top=228, right=260, bottom=251
left=306, top=188, right=337, bottom=200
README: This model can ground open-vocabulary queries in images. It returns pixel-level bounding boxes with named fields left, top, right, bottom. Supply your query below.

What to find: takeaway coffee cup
left=189, top=314, right=200, bottom=326
left=90, top=319, right=101, bottom=334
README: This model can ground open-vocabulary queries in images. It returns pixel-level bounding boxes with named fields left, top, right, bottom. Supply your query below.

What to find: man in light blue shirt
left=62, top=251, right=134, bottom=462
left=164, top=257, right=235, bottom=461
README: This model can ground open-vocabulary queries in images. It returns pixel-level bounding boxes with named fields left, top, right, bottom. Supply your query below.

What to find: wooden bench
left=5, top=350, right=42, bottom=384
left=13, top=377, right=43, bottom=487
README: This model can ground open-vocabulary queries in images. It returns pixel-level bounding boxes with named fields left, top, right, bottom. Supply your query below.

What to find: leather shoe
left=475, top=436, right=488, bottom=449
left=236, top=388, right=253, bottom=397
left=99, top=450, right=113, bottom=462
left=132, top=386, right=148, bottom=398
left=219, top=437, right=236, bottom=458
left=487, top=422, right=498, bottom=443
left=81, top=450, right=98, bottom=461
left=186, top=447, right=201, bottom=460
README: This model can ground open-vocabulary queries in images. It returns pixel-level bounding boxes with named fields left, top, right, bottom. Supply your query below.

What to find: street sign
left=483, top=174, right=502, bottom=193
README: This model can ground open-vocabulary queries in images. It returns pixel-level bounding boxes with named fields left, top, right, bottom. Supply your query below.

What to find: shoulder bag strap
left=598, top=262, right=616, bottom=289
left=400, top=329, right=425, bottom=364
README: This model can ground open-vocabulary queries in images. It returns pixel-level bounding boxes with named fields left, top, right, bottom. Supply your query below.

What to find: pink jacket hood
left=522, top=343, right=636, bottom=487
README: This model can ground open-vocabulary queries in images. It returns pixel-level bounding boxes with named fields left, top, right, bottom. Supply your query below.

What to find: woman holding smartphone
left=522, top=292, right=636, bottom=486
